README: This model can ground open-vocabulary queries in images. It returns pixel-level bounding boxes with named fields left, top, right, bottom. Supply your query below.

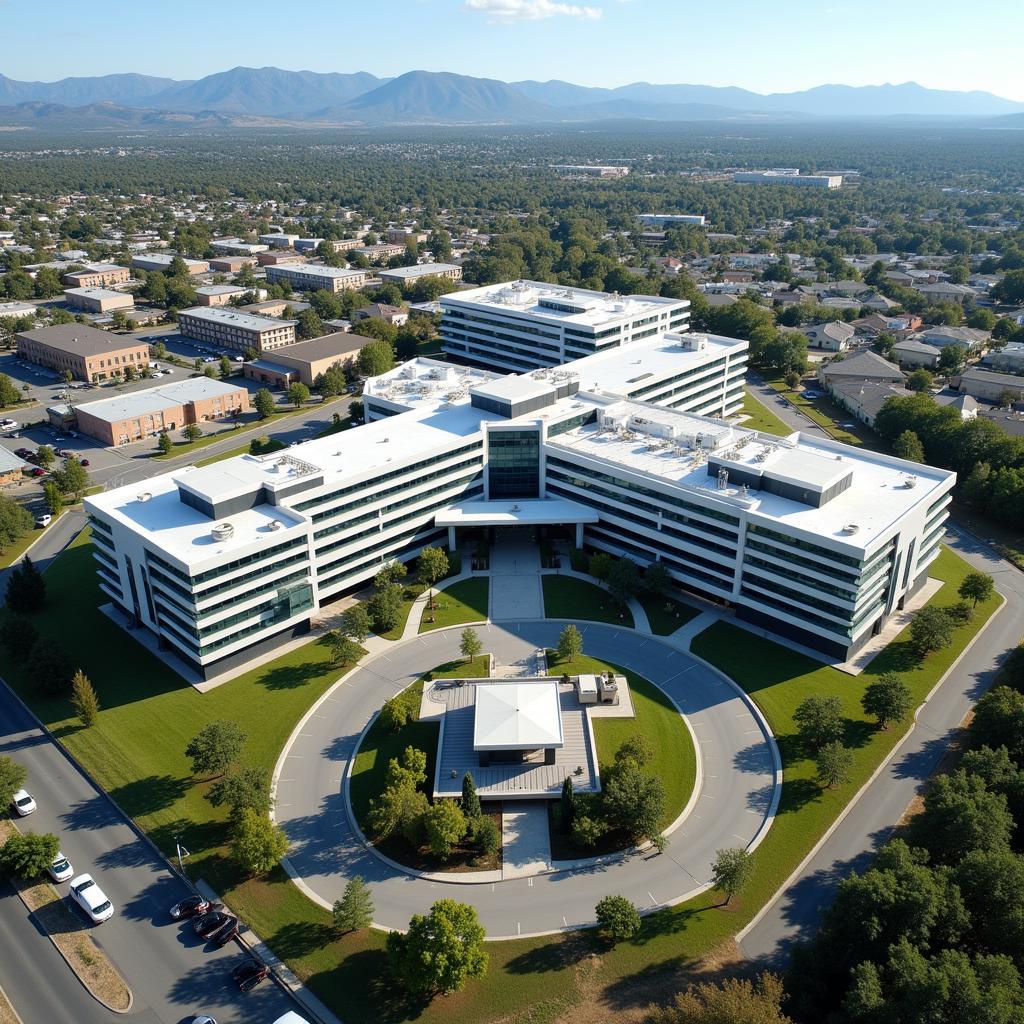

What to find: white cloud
left=463, top=0, right=603, bottom=22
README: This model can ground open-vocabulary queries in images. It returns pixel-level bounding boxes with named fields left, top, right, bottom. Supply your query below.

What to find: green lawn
left=0, top=525, right=45, bottom=569
left=542, top=575, right=634, bottom=628
left=419, top=577, right=489, bottom=632
left=5, top=536, right=1003, bottom=1024
left=638, top=592, right=701, bottom=635
left=376, top=554, right=462, bottom=641
left=740, top=389, right=792, bottom=436
left=762, top=375, right=879, bottom=449
left=547, top=651, right=696, bottom=836
left=194, top=437, right=286, bottom=466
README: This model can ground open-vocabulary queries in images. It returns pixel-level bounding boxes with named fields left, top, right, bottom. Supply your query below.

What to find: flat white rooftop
left=267, top=265, right=364, bottom=280
left=363, top=358, right=500, bottom=409
left=441, top=280, right=685, bottom=331
left=474, top=681, right=564, bottom=751
left=435, top=497, right=599, bottom=528
left=75, top=378, right=245, bottom=425
left=379, top=263, right=461, bottom=280
left=64, top=287, right=132, bottom=302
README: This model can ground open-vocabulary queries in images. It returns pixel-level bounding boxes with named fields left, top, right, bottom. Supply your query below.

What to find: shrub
left=571, top=814, right=607, bottom=849
left=471, top=816, right=500, bottom=859
left=379, top=697, right=411, bottom=733
left=595, top=894, right=641, bottom=942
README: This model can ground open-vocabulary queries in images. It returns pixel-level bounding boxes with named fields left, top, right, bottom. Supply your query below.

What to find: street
left=738, top=526, right=1024, bottom=965
left=0, top=681, right=300, bottom=1024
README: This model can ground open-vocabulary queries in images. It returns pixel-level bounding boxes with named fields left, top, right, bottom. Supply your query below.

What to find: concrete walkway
left=501, top=802, right=553, bottom=880
left=491, top=533, right=544, bottom=620
left=667, top=610, right=721, bottom=650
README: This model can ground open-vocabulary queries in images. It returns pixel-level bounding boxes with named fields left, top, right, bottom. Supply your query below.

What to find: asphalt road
left=739, top=526, right=1024, bottom=965
left=745, top=372, right=831, bottom=439
left=0, top=683, right=300, bottom=1024
left=275, top=621, right=779, bottom=938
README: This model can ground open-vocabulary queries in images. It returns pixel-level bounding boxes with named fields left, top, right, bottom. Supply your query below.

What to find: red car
left=29, top=467, right=45, bottom=477
left=80, top=459, right=90, bottom=467
left=169, top=894, right=211, bottom=921
left=231, top=958, right=270, bottom=992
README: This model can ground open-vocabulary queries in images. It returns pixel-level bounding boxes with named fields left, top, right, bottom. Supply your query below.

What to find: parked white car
left=69, top=874, right=114, bottom=924
left=0, top=418, right=17, bottom=430
left=35, top=514, right=52, bottom=528
left=11, top=788, right=36, bottom=816
left=48, top=851, right=74, bottom=883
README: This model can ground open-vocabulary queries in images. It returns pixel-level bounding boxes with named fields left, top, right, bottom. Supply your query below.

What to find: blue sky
left=4, top=0, right=1023, bottom=100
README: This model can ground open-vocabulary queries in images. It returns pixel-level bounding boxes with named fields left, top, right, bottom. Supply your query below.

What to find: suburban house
left=828, top=380, right=913, bottom=428
left=818, top=349, right=906, bottom=392
left=919, top=326, right=990, bottom=352
left=892, top=338, right=941, bottom=370
left=803, top=321, right=856, bottom=352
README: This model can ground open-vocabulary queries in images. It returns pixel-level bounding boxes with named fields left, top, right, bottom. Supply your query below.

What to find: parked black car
left=231, top=958, right=270, bottom=992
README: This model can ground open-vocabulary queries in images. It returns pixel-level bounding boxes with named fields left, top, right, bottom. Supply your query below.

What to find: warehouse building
left=177, top=307, right=297, bottom=354
left=64, top=287, right=135, bottom=314
left=243, top=332, right=371, bottom=387
left=131, top=254, right=210, bottom=275
left=378, top=263, right=463, bottom=286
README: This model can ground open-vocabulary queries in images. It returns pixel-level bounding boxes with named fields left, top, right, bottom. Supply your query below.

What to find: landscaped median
left=0, top=820, right=131, bottom=1013
left=541, top=574, right=635, bottom=627
left=0, top=531, right=1003, bottom=1024
left=418, top=577, right=489, bottom=633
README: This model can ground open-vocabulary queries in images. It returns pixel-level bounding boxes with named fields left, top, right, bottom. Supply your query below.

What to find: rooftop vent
left=212, top=522, right=234, bottom=541
left=903, top=475, right=918, bottom=489
left=268, top=520, right=284, bottom=531
left=841, top=523, right=860, bottom=535
left=136, top=492, right=152, bottom=502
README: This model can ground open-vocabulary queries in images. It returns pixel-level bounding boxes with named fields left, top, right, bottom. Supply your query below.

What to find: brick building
left=16, top=324, right=150, bottom=382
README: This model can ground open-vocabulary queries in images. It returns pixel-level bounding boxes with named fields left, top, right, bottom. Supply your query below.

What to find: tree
left=0, top=615, right=38, bottom=661
left=157, top=431, right=173, bottom=455
left=906, top=367, right=934, bottom=393
left=710, top=847, right=754, bottom=906
left=339, top=603, right=372, bottom=643
left=327, top=632, right=362, bottom=667
left=0, top=496, right=34, bottom=554
left=589, top=551, right=614, bottom=581
left=333, top=875, right=374, bottom=933
left=560, top=777, right=576, bottom=830
left=959, top=570, right=995, bottom=608
left=615, top=734, right=655, bottom=768
left=315, top=365, right=347, bottom=399
left=219, top=354, right=232, bottom=379
left=643, top=561, right=671, bottom=595
left=367, top=583, right=403, bottom=633
left=379, top=696, right=411, bottom=733
left=422, top=800, right=467, bottom=859
left=184, top=720, right=246, bottom=777
left=30, top=642, right=74, bottom=695
left=793, top=695, right=844, bottom=751
left=0, top=374, right=22, bottom=408
left=595, top=894, right=641, bottom=942
left=460, top=627, right=482, bottom=664
left=6, top=556, right=46, bottom=613
left=470, top=815, right=500, bottom=858
left=816, top=741, right=854, bottom=789
left=971, top=687, right=1024, bottom=764
left=0, top=755, right=27, bottom=808
left=954, top=849, right=1024, bottom=965
left=461, top=772, right=481, bottom=819
left=386, top=899, right=488, bottom=996
left=557, top=624, right=583, bottom=662
left=893, top=429, right=925, bottom=463
left=607, top=557, right=642, bottom=607
left=603, top=761, right=665, bottom=842
left=908, top=768, right=1013, bottom=864
left=296, top=308, right=324, bottom=341
left=374, top=560, right=408, bottom=589
left=357, top=340, right=395, bottom=378
left=43, top=480, right=62, bottom=517
left=230, top=807, right=289, bottom=875
left=51, top=456, right=89, bottom=498
left=784, top=369, right=802, bottom=390
left=287, top=382, right=310, bottom=408
left=253, top=388, right=276, bottom=420
left=35, top=445, right=54, bottom=470
left=70, top=670, right=100, bottom=728
left=206, top=766, right=271, bottom=820
left=910, top=605, right=956, bottom=657
left=650, top=974, right=793, bottom=1024
left=938, top=344, right=966, bottom=375
left=417, top=546, right=449, bottom=619
left=369, top=746, right=430, bottom=841
left=862, top=672, right=913, bottom=729
left=0, top=831, right=59, bottom=879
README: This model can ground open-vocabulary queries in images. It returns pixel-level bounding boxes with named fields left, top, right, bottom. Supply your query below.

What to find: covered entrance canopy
left=435, top=497, right=598, bottom=547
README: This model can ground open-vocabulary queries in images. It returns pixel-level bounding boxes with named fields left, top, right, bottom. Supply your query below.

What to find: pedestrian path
left=666, top=610, right=721, bottom=650
left=490, top=531, right=544, bottom=620
left=501, top=802, right=552, bottom=880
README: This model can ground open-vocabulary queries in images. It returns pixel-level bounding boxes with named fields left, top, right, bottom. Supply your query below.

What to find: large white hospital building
left=85, top=285, right=952, bottom=680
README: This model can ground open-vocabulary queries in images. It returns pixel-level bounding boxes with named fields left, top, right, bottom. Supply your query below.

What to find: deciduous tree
left=231, top=807, right=288, bottom=875
left=710, top=847, right=754, bottom=906
left=861, top=672, right=913, bottom=729
left=0, top=831, right=59, bottom=879
left=184, top=720, right=246, bottom=778
left=595, top=894, right=641, bottom=942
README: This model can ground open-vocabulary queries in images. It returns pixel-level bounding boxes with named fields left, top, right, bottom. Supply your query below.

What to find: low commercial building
left=16, top=324, right=150, bottom=382
left=253, top=332, right=371, bottom=386
left=957, top=368, right=1024, bottom=404
left=734, top=170, right=842, bottom=188
left=892, top=339, right=941, bottom=369
left=803, top=321, right=855, bottom=352
left=352, top=303, right=408, bottom=327
left=61, top=263, right=131, bottom=289
left=828, top=380, right=913, bottom=428
left=178, top=307, right=297, bottom=354
left=638, top=214, right=706, bottom=227
left=131, top=254, right=209, bottom=275
left=0, top=447, right=30, bottom=485
left=64, top=287, right=134, bottom=314
left=242, top=360, right=296, bottom=389
left=440, top=279, right=689, bottom=372
left=919, top=326, right=989, bottom=351
left=72, top=378, right=250, bottom=446
left=385, top=228, right=428, bottom=245
left=264, top=264, right=367, bottom=294
left=257, top=250, right=307, bottom=267
left=258, top=233, right=300, bottom=249
left=208, top=256, right=256, bottom=273
left=378, top=263, right=463, bottom=286
left=352, top=243, right=405, bottom=263
left=210, top=239, right=268, bottom=256
left=819, top=350, right=906, bottom=391
left=551, top=165, right=629, bottom=177
left=0, top=300, right=37, bottom=319
left=195, top=285, right=261, bottom=307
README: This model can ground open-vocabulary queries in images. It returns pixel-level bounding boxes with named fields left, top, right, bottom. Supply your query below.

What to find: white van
left=272, top=1013, right=311, bottom=1024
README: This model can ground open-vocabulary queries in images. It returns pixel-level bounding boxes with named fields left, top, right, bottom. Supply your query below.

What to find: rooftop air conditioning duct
left=841, top=524, right=860, bottom=535
left=268, top=520, right=284, bottom=531
left=212, top=522, right=234, bottom=541
left=137, top=492, right=152, bottom=502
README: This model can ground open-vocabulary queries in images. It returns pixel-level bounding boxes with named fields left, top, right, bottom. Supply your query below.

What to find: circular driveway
left=273, top=621, right=779, bottom=938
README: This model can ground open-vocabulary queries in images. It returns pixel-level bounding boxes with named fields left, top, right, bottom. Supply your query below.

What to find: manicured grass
left=638, top=592, right=700, bottom=635
left=349, top=655, right=492, bottom=870
left=740, top=388, right=792, bottom=436
left=194, top=437, right=287, bottom=466
left=762, top=375, right=879, bottom=449
left=542, top=575, right=634, bottom=628
left=419, top=577, right=489, bottom=632
left=546, top=651, right=697, bottom=858
left=0, top=525, right=45, bottom=568
left=376, top=555, right=462, bottom=641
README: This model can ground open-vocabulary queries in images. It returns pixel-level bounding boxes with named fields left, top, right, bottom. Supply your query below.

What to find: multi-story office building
left=550, top=165, right=629, bottom=178
left=378, top=263, right=463, bottom=286
left=264, top=264, right=367, bottom=294
left=440, top=280, right=689, bottom=372
left=64, top=287, right=135, bottom=314
left=177, top=307, right=297, bottom=354
left=733, top=170, right=843, bottom=189
left=353, top=243, right=406, bottom=263
left=131, top=254, right=210, bottom=275
left=16, top=324, right=149, bottom=382
left=87, top=336, right=949, bottom=679
left=258, top=233, right=300, bottom=249
left=638, top=214, right=706, bottom=227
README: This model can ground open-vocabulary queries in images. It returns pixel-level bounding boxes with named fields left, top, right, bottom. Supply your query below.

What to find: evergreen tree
left=333, top=875, right=374, bottom=932
left=6, top=556, right=45, bottom=613
left=560, top=776, right=576, bottom=831
left=70, top=670, right=100, bottom=728
left=461, top=772, right=481, bottom=819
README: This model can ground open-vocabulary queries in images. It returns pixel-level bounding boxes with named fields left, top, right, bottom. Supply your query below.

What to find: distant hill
left=146, top=66, right=385, bottom=116
left=0, top=67, right=1021, bottom=126
left=323, top=70, right=551, bottom=124
left=0, top=101, right=291, bottom=131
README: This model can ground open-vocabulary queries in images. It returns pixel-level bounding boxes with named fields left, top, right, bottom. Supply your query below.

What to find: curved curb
left=0, top=981, right=25, bottom=1024
left=735, top=590, right=1008, bottom=950
left=12, top=887, right=134, bottom=1015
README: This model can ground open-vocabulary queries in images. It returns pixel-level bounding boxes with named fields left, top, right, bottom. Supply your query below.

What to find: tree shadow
left=148, top=816, right=230, bottom=862
left=732, top=742, right=775, bottom=775
left=107, top=773, right=192, bottom=818
left=59, top=791, right=119, bottom=831
left=746, top=782, right=776, bottom=816
left=776, top=777, right=823, bottom=815
left=504, top=933, right=596, bottom=975
left=168, top=955, right=233, bottom=1004
left=869, top=638, right=924, bottom=675
left=307, top=948, right=434, bottom=1024
left=841, top=719, right=877, bottom=751
left=258, top=659, right=326, bottom=691
left=268, top=919, right=337, bottom=959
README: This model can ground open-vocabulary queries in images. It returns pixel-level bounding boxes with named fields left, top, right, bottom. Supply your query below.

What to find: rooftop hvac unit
left=136, top=492, right=152, bottom=503
left=598, top=674, right=621, bottom=704
left=212, top=522, right=234, bottom=541
left=268, top=520, right=284, bottom=531
left=842, top=523, right=860, bottom=535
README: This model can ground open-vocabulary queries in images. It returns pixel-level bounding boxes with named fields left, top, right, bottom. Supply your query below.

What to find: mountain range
left=0, top=66, right=1022, bottom=127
